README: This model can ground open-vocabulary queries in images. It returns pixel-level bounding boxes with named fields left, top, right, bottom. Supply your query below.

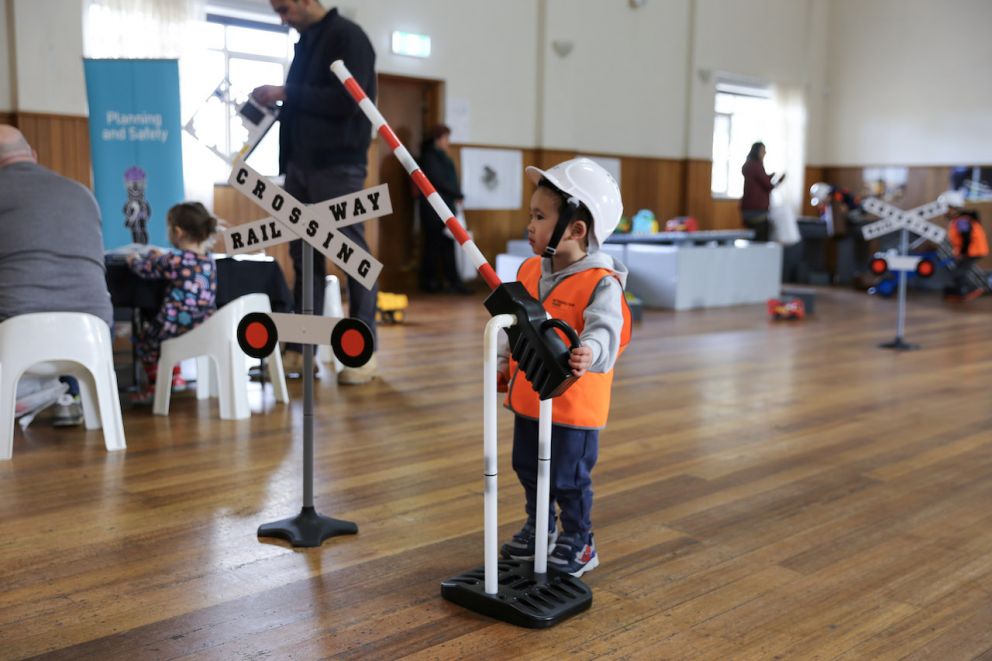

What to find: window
left=194, top=14, right=296, bottom=178
left=710, top=81, right=778, bottom=199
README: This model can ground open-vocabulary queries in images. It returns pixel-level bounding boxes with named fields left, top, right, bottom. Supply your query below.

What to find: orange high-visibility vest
left=948, top=216, right=989, bottom=258
left=505, top=257, right=632, bottom=429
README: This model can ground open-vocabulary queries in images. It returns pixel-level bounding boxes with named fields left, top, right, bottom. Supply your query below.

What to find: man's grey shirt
left=0, top=162, right=113, bottom=328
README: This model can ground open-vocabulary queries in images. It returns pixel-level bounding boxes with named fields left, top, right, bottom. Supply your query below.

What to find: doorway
left=371, top=73, right=444, bottom=292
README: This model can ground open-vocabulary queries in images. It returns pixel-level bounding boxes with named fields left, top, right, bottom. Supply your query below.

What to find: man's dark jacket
left=280, top=8, right=376, bottom=173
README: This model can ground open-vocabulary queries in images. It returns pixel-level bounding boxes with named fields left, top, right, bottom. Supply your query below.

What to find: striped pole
left=331, top=60, right=501, bottom=291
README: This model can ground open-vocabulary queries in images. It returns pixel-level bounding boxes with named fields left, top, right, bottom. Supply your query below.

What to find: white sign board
left=316, top=184, right=392, bottom=229
left=861, top=197, right=947, bottom=243
left=221, top=217, right=287, bottom=254
left=460, top=147, right=523, bottom=210
left=228, top=160, right=386, bottom=290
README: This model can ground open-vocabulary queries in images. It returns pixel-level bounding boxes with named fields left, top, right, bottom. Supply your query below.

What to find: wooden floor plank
left=1, top=287, right=990, bottom=658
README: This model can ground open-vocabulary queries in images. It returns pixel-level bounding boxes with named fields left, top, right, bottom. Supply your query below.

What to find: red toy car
left=767, top=298, right=806, bottom=320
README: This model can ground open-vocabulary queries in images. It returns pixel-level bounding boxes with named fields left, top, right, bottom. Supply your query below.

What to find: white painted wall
left=12, top=0, right=87, bottom=115
left=540, top=0, right=691, bottom=159
left=345, top=0, right=539, bottom=148
left=10, top=0, right=988, bottom=168
left=822, top=0, right=992, bottom=166
left=803, top=0, right=830, bottom=165
left=686, top=0, right=822, bottom=159
left=0, top=0, right=12, bottom=111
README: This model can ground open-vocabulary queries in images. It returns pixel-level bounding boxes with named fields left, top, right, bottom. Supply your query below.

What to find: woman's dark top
left=740, top=158, right=774, bottom=212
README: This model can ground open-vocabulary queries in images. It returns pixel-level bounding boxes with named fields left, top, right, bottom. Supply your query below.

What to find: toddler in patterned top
left=127, top=202, right=218, bottom=397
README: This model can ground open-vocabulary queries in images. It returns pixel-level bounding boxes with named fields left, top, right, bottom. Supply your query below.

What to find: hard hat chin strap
left=542, top=197, right=580, bottom=258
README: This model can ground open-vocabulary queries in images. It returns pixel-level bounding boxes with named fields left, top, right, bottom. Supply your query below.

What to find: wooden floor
left=2, top=287, right=991, bottom=659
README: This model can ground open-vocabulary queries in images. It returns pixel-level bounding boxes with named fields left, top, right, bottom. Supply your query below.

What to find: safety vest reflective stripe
left=505, top=257, right=631, bottom=429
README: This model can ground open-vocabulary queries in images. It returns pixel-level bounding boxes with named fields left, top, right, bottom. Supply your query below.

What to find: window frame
left=204, top=13, right=293, bottom=174
left=710, top=80, right=773, bottom=201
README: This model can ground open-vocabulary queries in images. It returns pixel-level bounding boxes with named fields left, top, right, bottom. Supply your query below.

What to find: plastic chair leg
left=265, top=349, right=289, bottom=404
left=0, top=366, right=15, bottom=461
left=195, top=356, right=212, bottom=401
left=93, top=361, right=126, bottom=452
left=317, top=275, right=345, bottom=372
left=217, top=343, right=250, bottom=420
left=74, top=368, right=102, bottom=430
left=153, top=353, right=179, bottom=416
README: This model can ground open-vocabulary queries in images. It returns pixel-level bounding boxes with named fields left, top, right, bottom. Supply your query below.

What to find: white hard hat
left=525, top=158, right=623, bottom=252
left=810, top=182, right=832, bottom=206
left=938, top=190, right=966, bottom=208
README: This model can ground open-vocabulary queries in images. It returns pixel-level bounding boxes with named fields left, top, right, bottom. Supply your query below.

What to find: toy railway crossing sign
left=861, top=198, right=947, bottom=243
left=221, top=158, right=392, bottom=548
left=222, top=160, right=389, bottom=291
left=860, top=196, right=948, bottom=351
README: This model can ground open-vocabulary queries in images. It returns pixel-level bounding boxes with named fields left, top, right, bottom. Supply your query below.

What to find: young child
left=942, top=191, right=988, bottom=300
left=497, top=158, right=631, bottom=578
left=127, top=202, right=218, bottom=397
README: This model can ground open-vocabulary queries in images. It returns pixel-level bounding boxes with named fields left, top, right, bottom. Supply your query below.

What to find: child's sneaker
left=500, top=520, right=558, bottom=560
left=51, top=394, right=84, bottom=427
left=548, top=533, right=599, bottom=577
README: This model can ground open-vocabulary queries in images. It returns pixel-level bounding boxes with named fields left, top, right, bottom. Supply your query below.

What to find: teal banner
left=83, top=59, right=184, bottom=249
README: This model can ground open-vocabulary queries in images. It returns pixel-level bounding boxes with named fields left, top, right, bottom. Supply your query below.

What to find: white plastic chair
left=153, top=293, right=288, bottom=420
left=316, top=275, right=345, bottom=373
left=0, top=312, right=126, bottom=460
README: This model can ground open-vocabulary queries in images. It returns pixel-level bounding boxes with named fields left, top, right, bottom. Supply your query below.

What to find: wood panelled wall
left=4, top=112, right=92, bottom=187
left=13, top=111, right=989, bottom=284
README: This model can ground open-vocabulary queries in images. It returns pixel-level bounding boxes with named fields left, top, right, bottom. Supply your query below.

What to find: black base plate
left=879, top=337, right=919, bottom=351
left=258, top=506, right=357, bottom=548
left=441, top=559, right=592, bottom=628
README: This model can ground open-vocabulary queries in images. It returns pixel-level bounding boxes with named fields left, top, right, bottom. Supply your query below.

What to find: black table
left=105, top=254, right=293, bottom=388
left=106, top=254, right=293, bottom=314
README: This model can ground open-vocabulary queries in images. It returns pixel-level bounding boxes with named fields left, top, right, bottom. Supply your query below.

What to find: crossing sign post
left=860, top=197, right=947, bottom=350
left=221, top=158, right=391, bottom=547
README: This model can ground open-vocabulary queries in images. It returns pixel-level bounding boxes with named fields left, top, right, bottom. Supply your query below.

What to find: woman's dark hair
left=429, top=123, right=452, bottom=142
left=747, top=142, right=765, bottom=161
left=537, top=177, right=594, bottom=242
left=168, top=201, right=217, bottom=243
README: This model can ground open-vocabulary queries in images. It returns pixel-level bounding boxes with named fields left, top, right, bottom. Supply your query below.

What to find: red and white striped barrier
left=331, top=60, right=501, bottom=291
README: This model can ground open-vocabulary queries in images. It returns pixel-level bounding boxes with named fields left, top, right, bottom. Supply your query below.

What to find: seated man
left=0, top=125, right=114, bottom=425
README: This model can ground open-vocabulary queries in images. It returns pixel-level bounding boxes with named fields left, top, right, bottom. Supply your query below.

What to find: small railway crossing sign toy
left=223, top=157, right=391, bottom=548
left=860, top=197, right=947, bottom=351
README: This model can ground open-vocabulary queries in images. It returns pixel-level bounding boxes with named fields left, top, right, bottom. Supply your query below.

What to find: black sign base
left=879, top=337, right=918, bottom=351
left=441, top=559, right=592, bottom=628
left=258, top=506, right=357, bottom=548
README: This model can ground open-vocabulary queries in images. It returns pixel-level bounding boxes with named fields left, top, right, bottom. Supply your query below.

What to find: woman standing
left=740, top=141, right=785, bottom=242
left=419, top=124, right=469, bottom=294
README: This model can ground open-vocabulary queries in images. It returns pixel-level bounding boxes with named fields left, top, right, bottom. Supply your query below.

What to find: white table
left=498, top=238, right=781, bottom=310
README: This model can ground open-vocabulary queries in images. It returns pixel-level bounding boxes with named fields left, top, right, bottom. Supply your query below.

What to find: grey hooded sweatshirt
left=498, top=250, right=629, bottom=376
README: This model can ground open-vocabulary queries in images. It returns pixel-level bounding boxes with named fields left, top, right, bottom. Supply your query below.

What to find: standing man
left=253, top=0, right=378, bottom=384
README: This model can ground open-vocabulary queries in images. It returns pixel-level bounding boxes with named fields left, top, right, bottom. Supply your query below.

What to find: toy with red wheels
left=767, top=298, right=806, bottom=320
left=237, top=312, right=374, bottom=368
left=866, top=249, right=937, bottom=297
left=868, top=249, right=936, bottom=279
